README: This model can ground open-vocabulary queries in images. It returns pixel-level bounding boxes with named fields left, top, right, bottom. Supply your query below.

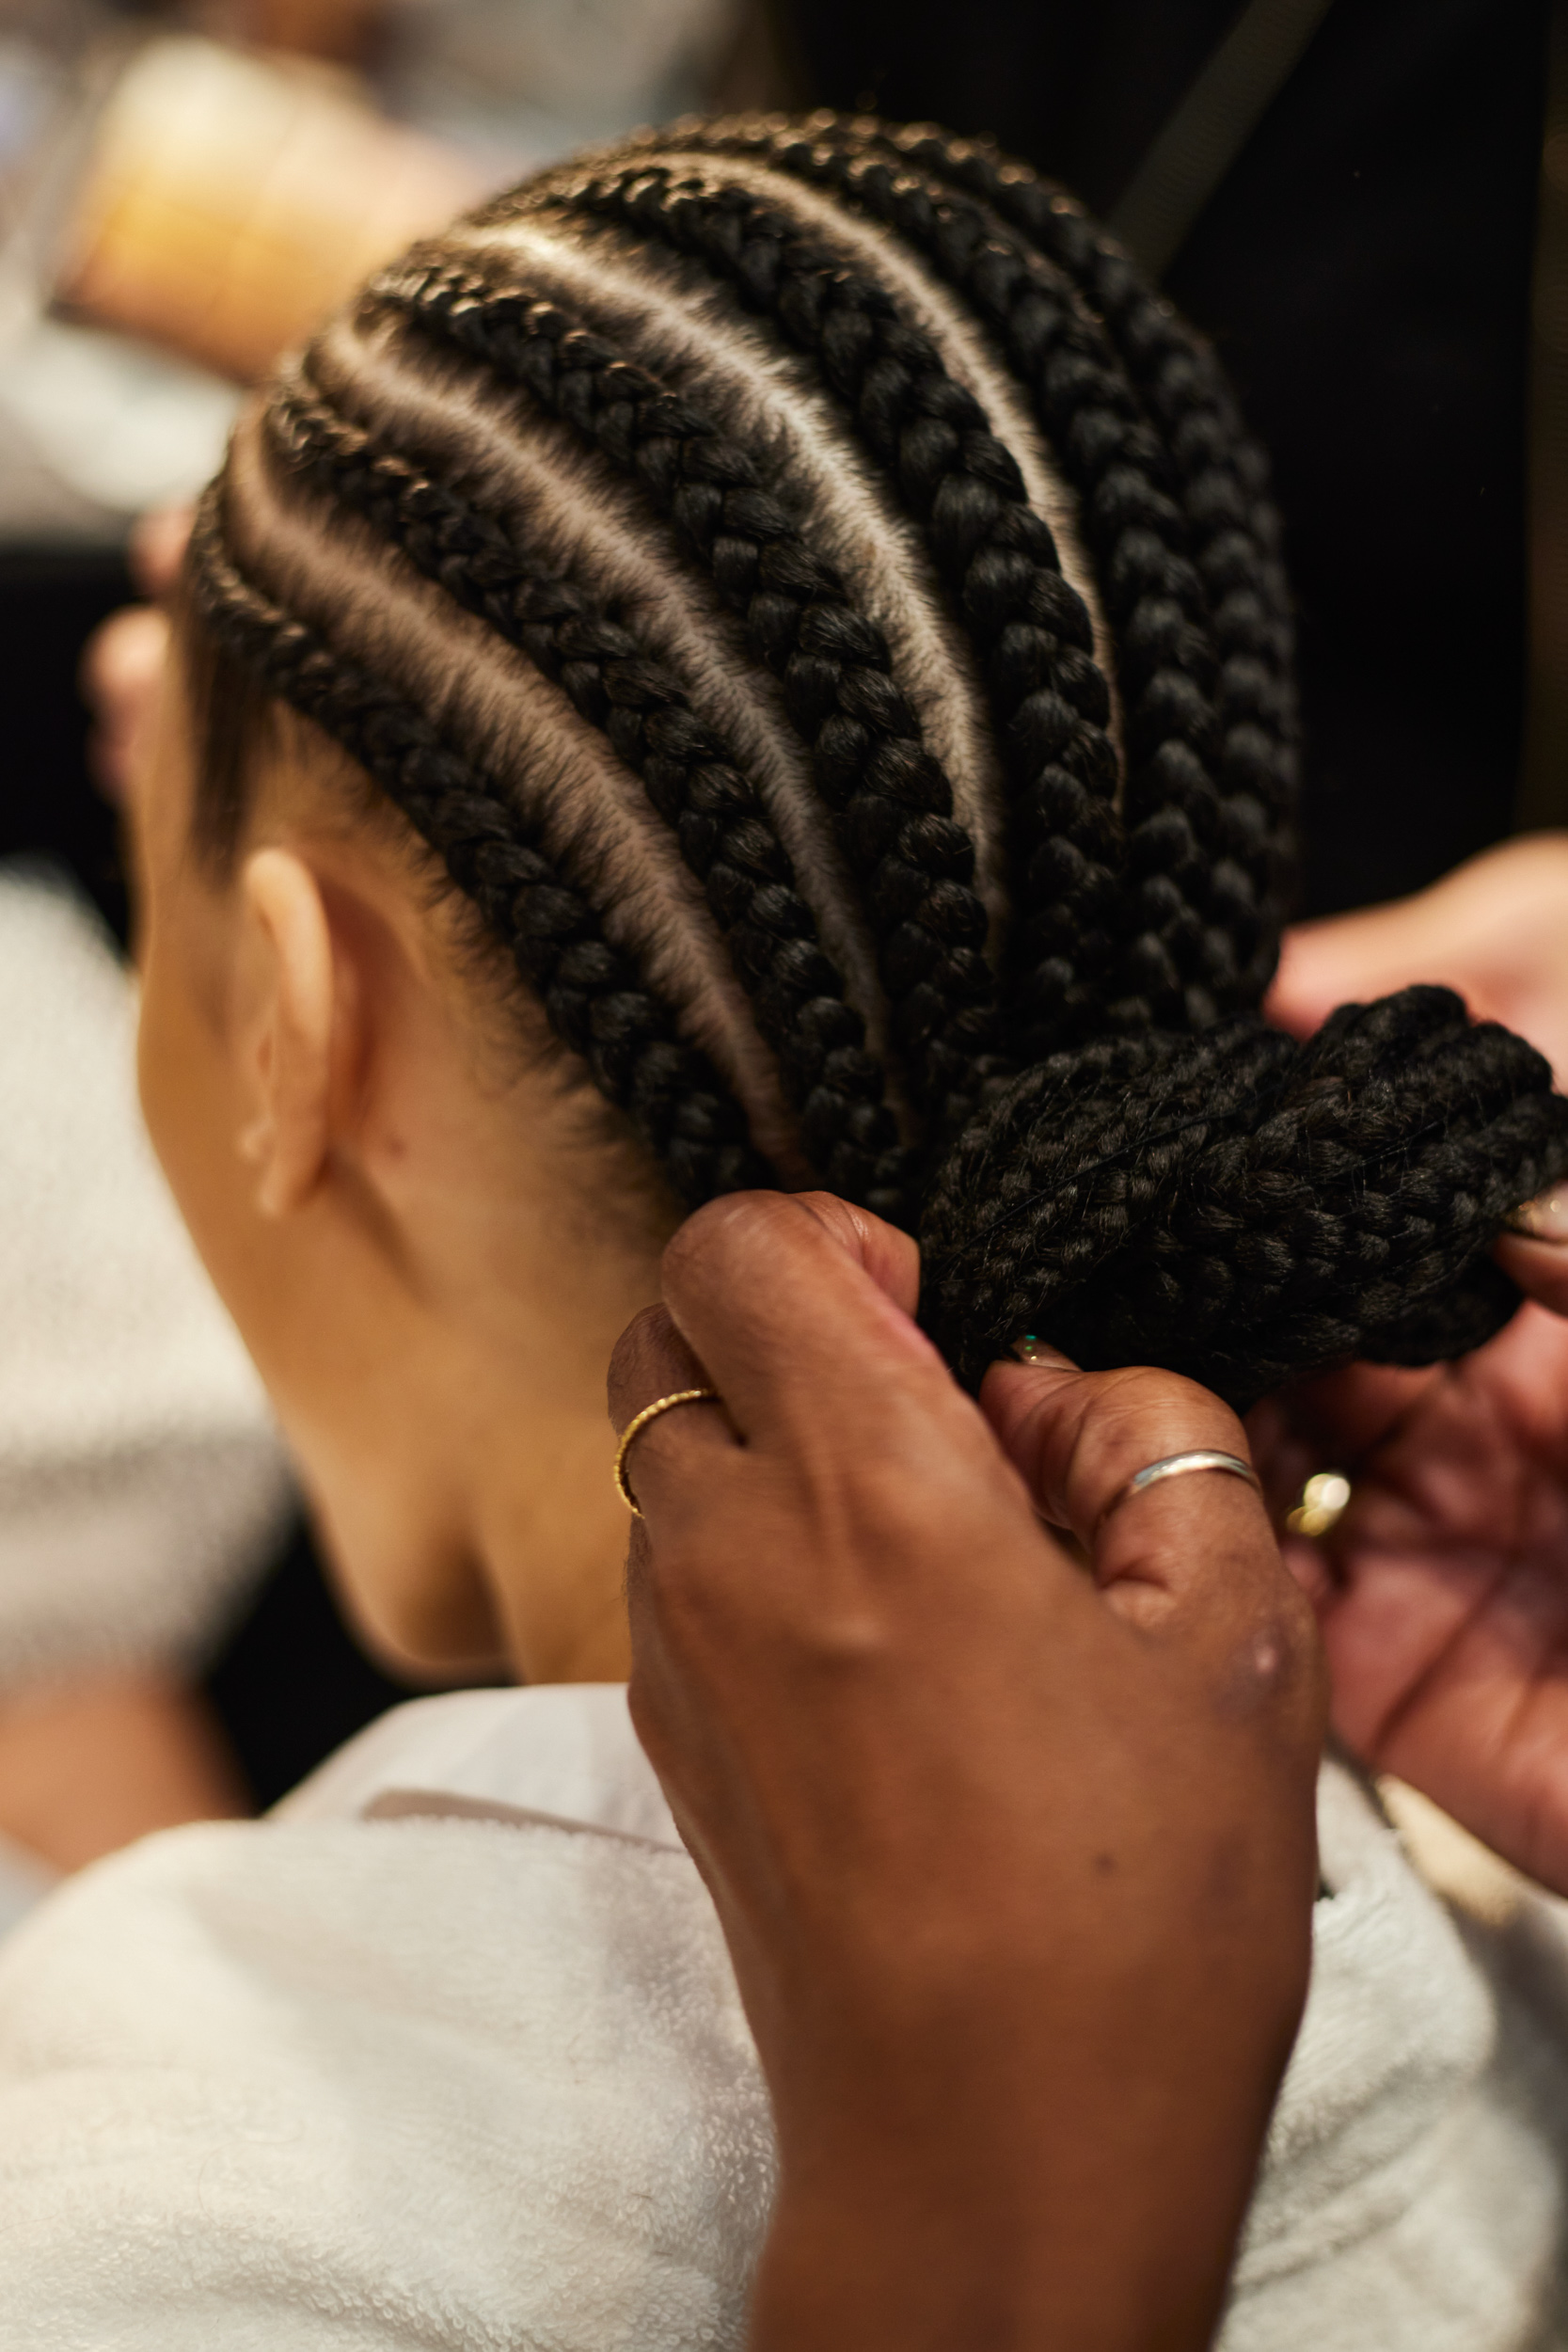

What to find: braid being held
left=183, top=112, right=1568, bottom=1410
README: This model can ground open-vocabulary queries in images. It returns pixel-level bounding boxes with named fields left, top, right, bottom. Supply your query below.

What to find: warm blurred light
left=1285, top=1471, right=1351, bottom=1540
left=50, top=38, right=481, bottom=382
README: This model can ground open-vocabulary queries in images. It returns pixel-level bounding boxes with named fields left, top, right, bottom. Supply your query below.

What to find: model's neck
left=473, top=1418, right=635, bottom=1685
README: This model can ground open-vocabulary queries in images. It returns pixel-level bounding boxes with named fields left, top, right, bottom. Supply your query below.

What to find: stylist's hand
left=1268, top=833, right=1568, bottom=1079
left=1259, top=836, right=1568, bottom=1891
left=611, top=1193, right=1323, bottom=2352
left=1251, top=1251, right=1568, bottom=1897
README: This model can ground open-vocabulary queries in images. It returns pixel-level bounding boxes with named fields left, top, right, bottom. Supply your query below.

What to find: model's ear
left=235, top=847, right=339, bottom=1218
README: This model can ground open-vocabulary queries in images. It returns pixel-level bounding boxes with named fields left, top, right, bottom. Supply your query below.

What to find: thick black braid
left=264, top=368, right=917, bottom=1219
left=183, top=490, right=770, bottom=1206
left=532, top=162, right=1144, bottom=1057
left=632, top=122, right=1287, bottom=1028
left=919, top=988, right=1568, bottom=1407
left=368, top=255, right=1001, bottom=1138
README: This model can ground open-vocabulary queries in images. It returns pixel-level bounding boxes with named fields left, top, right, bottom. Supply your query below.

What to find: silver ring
left=1095, top=1449, right=1261, bottom=1540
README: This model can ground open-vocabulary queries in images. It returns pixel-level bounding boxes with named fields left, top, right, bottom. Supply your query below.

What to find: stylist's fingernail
left=1011, top=1332, right=1077, bottom=1368
left=1507, top=1181, right=1568, bottom=1242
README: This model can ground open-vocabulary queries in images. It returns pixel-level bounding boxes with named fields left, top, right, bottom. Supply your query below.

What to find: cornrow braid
left=626, top=119, right=1289, bottom=1029
left=263, top=365, right=919, bottom=1221
left=184, top=489, right=771, bottom=1207
left=368, top=253, right=1005, bottom=1137
left=877, top=119, right=1298, bottom=986
left=534, top=160, right=1138, bottom=1056
left=182, top=114, right=1568, bottom=1410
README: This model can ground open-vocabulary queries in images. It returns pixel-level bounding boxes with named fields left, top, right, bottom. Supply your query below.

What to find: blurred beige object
left=51, top=36, right=482, bottom=381
left=1379, top=1774, right=1530, bottom=1929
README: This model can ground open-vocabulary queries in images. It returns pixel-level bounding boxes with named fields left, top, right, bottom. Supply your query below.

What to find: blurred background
left=0, top=0, right=1555, bottom=1890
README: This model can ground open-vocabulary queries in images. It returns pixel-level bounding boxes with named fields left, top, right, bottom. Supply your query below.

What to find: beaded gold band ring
left=1094, top=1449, right=1261, bottom=1541
left=613, top=1388, right=722, bottom=1517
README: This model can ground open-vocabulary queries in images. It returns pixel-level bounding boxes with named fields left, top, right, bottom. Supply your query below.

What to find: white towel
left=0, top=868, right=293, bottom=1691
left=0, top=1685, right=1563, bottom=2348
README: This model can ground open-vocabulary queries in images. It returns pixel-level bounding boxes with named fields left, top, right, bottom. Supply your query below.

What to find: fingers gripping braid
left=264, top=369, right=919, bottom=1219
left=573, top=129, right=1568, bottom=1397
left=183, top=113, right=1568, bottom=1411
left=184, top=491, right=770, bottom=1205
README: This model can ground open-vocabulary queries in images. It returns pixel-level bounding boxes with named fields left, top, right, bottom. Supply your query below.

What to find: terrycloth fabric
left=1228, top=1764, right=1568, bottom=2346
left=0, top=1685, right=1564, bottom=2348
left=0, top=1687, right=770, bottom=2352
left=0, top=867, right=293, bottom=1691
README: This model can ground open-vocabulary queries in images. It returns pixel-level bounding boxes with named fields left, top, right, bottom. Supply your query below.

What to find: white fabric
left=0, top=1684, right=1565, bottom=2347
left=0, top=869, right=293, bottom=1688
left=277, top=1678, right=685, bottom=1848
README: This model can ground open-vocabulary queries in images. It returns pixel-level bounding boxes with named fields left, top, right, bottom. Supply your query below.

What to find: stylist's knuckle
left=662, top=1189, right=793, bottom=1300
left=1115, top=1365, right=1243, bottom=1448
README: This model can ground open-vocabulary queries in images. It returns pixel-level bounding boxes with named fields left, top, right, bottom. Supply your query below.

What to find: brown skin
left=1260, top=836, right=1568, bottom=1896
left=614, top=1192, right=1324, bottom=2352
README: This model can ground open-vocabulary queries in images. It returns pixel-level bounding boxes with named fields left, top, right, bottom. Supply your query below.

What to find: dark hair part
left=183, top=111, right=1568, bottom=1407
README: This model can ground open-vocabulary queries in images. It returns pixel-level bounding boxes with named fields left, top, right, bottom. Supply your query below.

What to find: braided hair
left=182, top=112, right=1568, bottom=1409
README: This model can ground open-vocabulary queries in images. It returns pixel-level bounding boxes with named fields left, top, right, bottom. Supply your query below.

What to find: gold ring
left=1095, top=1449, right=1261, bottom=1540
left=1286, top=1470, right=1352, bottom=1539
left=614, top=1388, right=722, bottom=1517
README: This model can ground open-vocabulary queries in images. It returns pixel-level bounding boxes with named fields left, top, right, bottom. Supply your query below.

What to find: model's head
left=133, top=114, right=1568, bottom=1674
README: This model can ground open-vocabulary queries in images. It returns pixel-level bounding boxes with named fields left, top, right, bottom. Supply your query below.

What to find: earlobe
left=236, top=848, right=338, bottom=1219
